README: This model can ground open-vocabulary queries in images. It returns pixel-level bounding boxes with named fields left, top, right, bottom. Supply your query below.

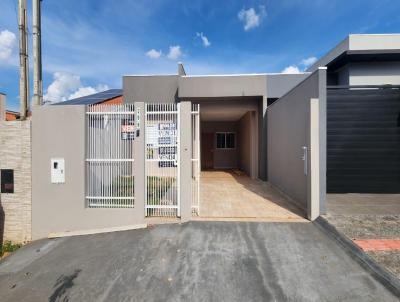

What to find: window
left=216, top=132, right=235, bottom=149
left=1, top=169, right=14, bottom=193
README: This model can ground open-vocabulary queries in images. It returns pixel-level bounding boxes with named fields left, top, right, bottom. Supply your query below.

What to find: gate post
left=133, top=102, right=146, bottom=221
left=179, top=101, right=192, bottom=221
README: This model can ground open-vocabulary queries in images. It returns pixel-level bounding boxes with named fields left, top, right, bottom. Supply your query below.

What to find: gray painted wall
left=238, top=112, right=252, bottom=176
left=123, top=75, right=178, bottom=103
left=348, top=61, right=400, bottom=85
left=337, top=66, right=350, bottom=86
left=201, top=121, right=238, bottom=169
left=32, top=105, right=144, bottom=239
left=179, top=75, right=267, bottom=98
left=267, top=68, right=326, bottom=219
left=266, top=74, right=310, bottom=98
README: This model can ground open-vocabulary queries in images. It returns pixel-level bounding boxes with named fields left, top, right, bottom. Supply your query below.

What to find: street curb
left=314, top=216, right=400, bottom=298
left=47, top=224, right=148, bottom=238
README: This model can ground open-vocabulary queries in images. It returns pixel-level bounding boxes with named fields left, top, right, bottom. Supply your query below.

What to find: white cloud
left=196, top=32, right=211, bottom=47
left=167, top=45, right=182, bottom=60
left=281, top=65, right=301, bottom=74
left=301, top=56, right=317, bottom=67
left=281, top=56, right=318, bottom=74
left=44, top=72, right=108, bottom=103
left=238, top=6, right=266, bottom=31
left=0, top=30, right=17, bottom=62
left=146, top=49, right=162, bottom=59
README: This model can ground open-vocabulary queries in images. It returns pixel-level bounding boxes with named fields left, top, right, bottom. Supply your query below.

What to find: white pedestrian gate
left=86, top=104, right=135, bottom=208
left=191, top=104, right=200, bottom=216
left=145, top=103, right=180, bottom=217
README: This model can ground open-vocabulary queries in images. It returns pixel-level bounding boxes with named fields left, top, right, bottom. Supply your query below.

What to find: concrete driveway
left=0, top=222, right=398, bottom=302
left=200, top=171, right=305, bottom=220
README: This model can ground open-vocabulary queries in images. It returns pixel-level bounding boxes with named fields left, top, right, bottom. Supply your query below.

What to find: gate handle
left=302, top=146, right=308, bottom=175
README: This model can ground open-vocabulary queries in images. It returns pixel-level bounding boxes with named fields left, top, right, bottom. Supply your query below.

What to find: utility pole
left=18, top=0, right=29, bottom=119
left=32, top=0, right=43, bottom=107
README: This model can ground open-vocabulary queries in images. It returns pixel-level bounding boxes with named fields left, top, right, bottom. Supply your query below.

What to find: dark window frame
left=215, top=132, right=236, bottom=150
left=1, top=169, right=14, bottom=194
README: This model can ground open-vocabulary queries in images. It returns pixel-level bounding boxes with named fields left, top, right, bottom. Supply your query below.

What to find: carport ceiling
left=198, top=99, right=259, bottom=122
left=201, top=106, right=248, bottom=121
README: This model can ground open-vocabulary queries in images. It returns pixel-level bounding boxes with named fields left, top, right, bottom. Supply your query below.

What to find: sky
left=1, top=0, right=400, bottom=111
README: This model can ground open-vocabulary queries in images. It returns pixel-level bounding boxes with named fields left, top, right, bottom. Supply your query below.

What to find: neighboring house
left=1, top=34, right=399, bottom=241
left=307, top=34, right=400, bottom=193
left=5, top=110, right=20, bottom=121
left=53, top=89, right=123, bottom=106
left=0, top=93, right=22, bottom=121
left=307, top=34, right=400, bottom=86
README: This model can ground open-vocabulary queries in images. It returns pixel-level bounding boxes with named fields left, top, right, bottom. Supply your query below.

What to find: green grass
left=146, top=176, right=175, bottom=205
left=1, top=241, right=22, bottom=257
left=112, top=175, right=134, bottom=196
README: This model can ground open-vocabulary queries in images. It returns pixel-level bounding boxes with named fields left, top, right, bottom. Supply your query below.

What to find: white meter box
left=51, top=158, right=65, bottom=184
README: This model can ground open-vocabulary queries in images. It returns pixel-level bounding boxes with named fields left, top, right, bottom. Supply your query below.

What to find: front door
left=201, top=133, right=214, bottom=170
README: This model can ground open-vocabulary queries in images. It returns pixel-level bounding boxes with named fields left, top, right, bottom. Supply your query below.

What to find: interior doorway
left=201, top=133, right=214, bottom=170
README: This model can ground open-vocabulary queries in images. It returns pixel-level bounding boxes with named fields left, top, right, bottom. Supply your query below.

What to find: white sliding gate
left=86, top=104, right=135, bottom=208
left=191, top=104, right=200, bottom=216
left=145, top=103, right=180, bottom=217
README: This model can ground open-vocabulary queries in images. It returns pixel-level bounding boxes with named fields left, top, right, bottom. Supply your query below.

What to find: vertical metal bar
left=144, top=103, right=147, bottom=216
left=197, top=104, right=200, bottom=216
left=177, top=102, right=181, bottom=217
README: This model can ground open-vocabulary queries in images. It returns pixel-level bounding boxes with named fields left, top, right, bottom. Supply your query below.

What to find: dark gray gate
left=327, top=86, right=400, bottom=193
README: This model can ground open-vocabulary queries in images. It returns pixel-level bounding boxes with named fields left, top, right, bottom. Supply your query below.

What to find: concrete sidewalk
left=326, top=194, right=400, bottom=279
left=0, top=222, right=398, bottom=302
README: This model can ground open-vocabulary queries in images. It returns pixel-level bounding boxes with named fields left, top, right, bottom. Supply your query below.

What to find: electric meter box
left=51, top=158, right=65, bottom=184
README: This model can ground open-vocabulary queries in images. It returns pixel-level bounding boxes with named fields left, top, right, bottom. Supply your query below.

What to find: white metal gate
left=86, top=104, right=135, bottom=208
left=145, top=103, right=180, bottom=217
left=191, top=104, right=200, bottom=216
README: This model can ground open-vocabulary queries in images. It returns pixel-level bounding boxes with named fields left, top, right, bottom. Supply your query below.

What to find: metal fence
left=145, top=103, right=180, bottom=217
left=191, top=103, right=200, bottom=216
left=86, top=104, right=135, bottom=208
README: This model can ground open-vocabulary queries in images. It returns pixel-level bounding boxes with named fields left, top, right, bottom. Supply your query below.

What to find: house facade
left=1, top=34, right=399, bottom=241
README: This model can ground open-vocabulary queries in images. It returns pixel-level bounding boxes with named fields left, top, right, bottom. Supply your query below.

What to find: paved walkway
left=325, top=194, right=400, bottom=278
left=327, top=193, right=400, bottom=215
left=0, top=222, right=398, bottom=302
left=198, top=171, right=305, bottom=221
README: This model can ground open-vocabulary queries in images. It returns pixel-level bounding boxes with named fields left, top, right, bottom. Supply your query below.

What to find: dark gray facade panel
left=266, top=73, right=310, bottom=98
left=123, top=75, right=178, bottom=103
left=327, top=88, right=400, bottom=193
left=178, top=75, right=267, bottom=98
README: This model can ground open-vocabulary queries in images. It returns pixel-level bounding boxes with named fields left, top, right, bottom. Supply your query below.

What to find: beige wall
left=32, top=106, right=144, bottom=240
left=238, top=112, right=252, bottom=176
left=0, top=120, right=32, bottom=243
left=267, top=68, right=326, bottom=220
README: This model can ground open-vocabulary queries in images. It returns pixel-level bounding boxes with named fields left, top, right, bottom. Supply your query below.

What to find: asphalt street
left=0, top=222, right=398, bottom=302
